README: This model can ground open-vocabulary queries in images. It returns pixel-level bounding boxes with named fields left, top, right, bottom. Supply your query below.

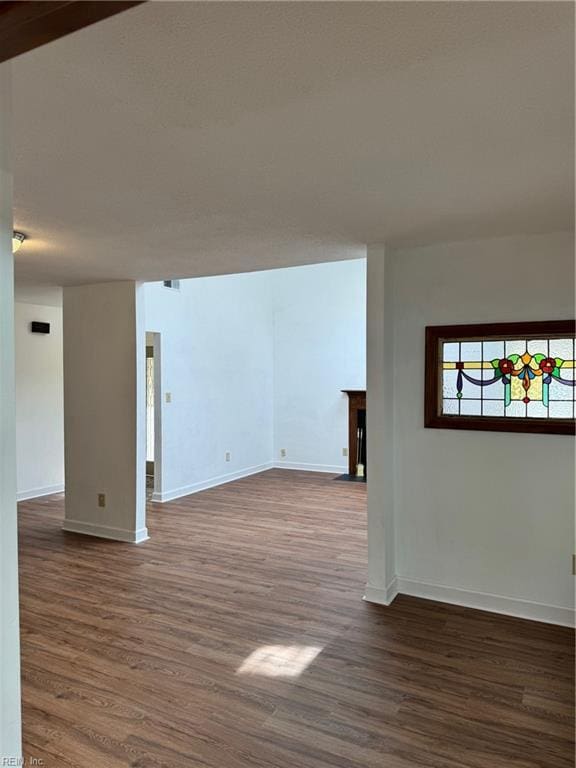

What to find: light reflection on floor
left=236, top=645, right=323, bottom=679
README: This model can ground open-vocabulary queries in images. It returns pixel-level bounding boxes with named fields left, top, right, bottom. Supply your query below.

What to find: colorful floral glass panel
left=442, top=338, right=576, bottom=419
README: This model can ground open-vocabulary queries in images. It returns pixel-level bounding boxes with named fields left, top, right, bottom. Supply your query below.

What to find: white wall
left=367, top=231, right=575, bottom=626
left=0, top=62, right=22, bottom=763
left=144, top=260, right=366, bottom=498
left=14, top=261, right=366, bottom=508
left=63, top=281, right=147, bottom=542
left=15, top=303, right=64, bottom=500
left=272, top=260, right=366, bottom=472
left=143, top=273, right=275, bottom=500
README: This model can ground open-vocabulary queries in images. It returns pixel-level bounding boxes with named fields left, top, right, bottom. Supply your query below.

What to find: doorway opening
left=146, top=343, right=154, bottom=488
left=145, top=331, right=162, bottom=499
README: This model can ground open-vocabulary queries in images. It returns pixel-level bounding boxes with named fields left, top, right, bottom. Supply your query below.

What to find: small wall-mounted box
left=30, top=321, right=50, bottom=334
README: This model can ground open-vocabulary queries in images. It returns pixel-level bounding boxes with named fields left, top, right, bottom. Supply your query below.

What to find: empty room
left=1, top=3, right=574, bottom=768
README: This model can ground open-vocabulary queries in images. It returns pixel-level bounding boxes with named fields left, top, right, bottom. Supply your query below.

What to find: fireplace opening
left=337, top=390, right=367, bottom=482
left=357, top=408, right=367, bottom=471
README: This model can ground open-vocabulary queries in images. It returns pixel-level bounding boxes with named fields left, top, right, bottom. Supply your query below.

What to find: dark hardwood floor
left=18, top=470, right=574, bottom=767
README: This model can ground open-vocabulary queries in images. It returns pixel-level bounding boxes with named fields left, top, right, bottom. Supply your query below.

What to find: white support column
left=364, top=244, right=397, bottom=605
left=0, top=63, right=22, bottom=762
left=63, top=281, right=148, bottom=543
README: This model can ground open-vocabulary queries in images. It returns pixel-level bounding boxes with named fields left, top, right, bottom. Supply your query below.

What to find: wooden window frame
left=425, top=320, right=576, bottom=436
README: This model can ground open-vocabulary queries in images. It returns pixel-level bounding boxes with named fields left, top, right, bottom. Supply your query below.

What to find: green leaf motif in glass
left=491, top=359, right=503, bottom=379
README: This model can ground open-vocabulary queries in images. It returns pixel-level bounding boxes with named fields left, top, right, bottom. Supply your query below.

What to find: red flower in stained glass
left=498, top=358, right=514, bottom=375
left=539, top=357, right=556, bottom=374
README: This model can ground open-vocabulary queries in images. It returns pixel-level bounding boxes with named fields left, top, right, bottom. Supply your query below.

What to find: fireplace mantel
left=342, top=390, right=366, bottom=479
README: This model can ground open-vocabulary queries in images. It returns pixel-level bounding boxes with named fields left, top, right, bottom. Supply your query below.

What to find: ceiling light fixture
left=12, top=231, right=26, bottom=253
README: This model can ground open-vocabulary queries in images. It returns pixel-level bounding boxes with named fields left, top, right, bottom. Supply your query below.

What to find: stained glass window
left=425, top=321, right=576, bottom=435
left=442, top=338, right=575, bottom=419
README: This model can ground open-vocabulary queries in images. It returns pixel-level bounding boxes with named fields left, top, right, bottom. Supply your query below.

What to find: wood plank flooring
left=18, top=469, right=574, bottom=767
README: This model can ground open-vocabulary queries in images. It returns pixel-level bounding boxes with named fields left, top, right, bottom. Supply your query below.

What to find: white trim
left=366, top=575, right=574, bottom=627
left=151, top=461, right=275, bottom=503
left=17, top=484, right=64, bottom=501
left=364, top=577, right=398, bottom=606
left=273, top=461, right=347, bottom=474
left=62, top=519, right=149, bottom=543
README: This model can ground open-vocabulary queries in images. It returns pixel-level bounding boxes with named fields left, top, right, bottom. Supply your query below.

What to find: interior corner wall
left=15, top=303, right=64, bottom=500
left=272, top=259, right=367, bottom=472
left=143, top=259, right=367, bottom=499
left=143, top=273, right=275, bottom=500
left=389, top=231, right=575, bottom=625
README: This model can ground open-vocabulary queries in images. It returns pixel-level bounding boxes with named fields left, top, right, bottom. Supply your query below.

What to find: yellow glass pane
left=442, top=361, right=492, bottom=370
left=510, top=373, right=542, bottom=402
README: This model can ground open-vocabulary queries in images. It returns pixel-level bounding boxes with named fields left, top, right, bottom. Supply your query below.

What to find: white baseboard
left=273, top=461, right=347, bottom=474
left=17, top=484, right=65, bottom=502
left=364, top=578, right=398, bottom=606
left=62, top=519, right=149, bottom=544
left=151, top=461, right=275, bottom=503
left=365, top=575, right=574, bottom=627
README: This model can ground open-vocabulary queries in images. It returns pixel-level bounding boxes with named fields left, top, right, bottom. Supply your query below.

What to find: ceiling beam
left=0, top=1, right=144, bottom=64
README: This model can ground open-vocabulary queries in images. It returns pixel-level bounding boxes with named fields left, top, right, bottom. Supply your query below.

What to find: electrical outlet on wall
left=165, top=392, right=172, bottom=403
left=225, top=452, right=231, bottom=462
left=280, top=448, right=287, bottom=458
left=98, top=493, right=106, bottom=508
left=342, top=447, right=348, bottom=457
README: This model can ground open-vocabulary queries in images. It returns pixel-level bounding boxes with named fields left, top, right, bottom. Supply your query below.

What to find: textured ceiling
left=11, top=1, right=574, bottom=288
